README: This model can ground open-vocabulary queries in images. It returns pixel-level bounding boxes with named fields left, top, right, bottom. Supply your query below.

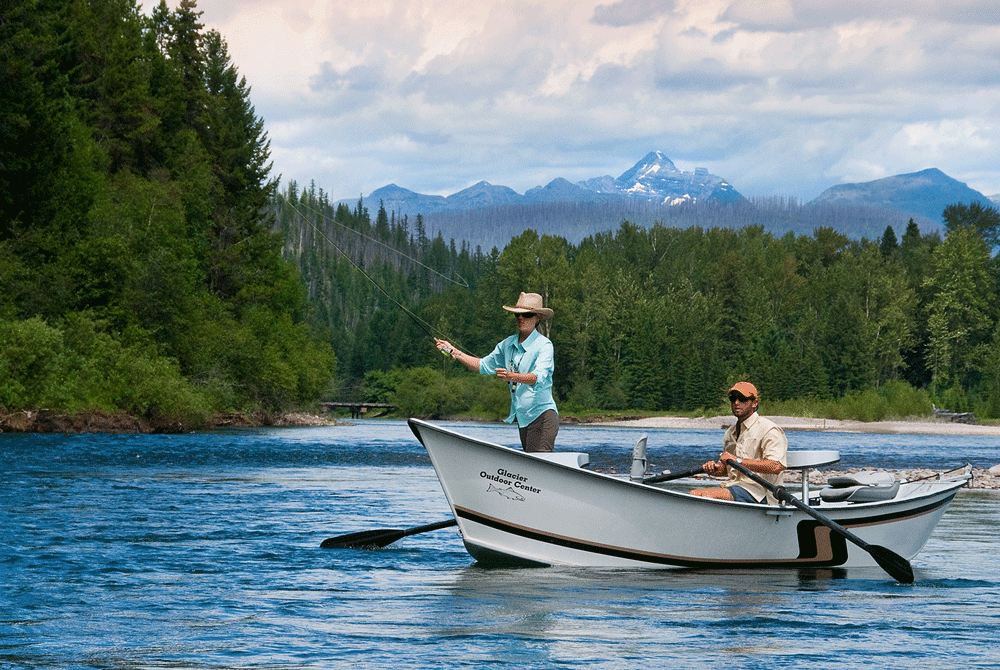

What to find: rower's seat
left=820, top=471, right=899, bottom=503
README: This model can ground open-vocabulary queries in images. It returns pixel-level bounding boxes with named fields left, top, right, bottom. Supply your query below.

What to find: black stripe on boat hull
left=455, top=492, right=957, bottom=568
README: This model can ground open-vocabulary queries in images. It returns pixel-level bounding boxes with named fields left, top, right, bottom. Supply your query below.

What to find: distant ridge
left=808, top=168, right=992, bottom=222
left=336, top=154, right=991, bottom=249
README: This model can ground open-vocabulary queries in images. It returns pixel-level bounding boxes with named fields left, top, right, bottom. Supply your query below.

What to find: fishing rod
left=282, top=195, right=464, bottom=351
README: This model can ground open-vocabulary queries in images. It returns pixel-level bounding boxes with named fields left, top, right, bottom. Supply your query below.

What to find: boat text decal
left=481, top=467, right=541, bottom=500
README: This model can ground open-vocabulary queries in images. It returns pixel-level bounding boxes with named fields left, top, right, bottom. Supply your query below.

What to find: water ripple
left=1, top=421, right=997, bottom=668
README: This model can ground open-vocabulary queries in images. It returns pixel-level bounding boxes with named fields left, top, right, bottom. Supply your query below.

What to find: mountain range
left=343, top=152, right=997, bottom=248
left=355, top=151, right=743, bottom=216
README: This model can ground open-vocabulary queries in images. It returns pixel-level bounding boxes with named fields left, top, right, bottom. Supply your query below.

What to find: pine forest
left=3, top=0, right=1000, bottom=430
left=276, top=185, right=1000, bottom=422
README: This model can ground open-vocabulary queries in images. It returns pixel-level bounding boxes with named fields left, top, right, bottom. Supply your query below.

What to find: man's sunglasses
left=728, top=392, right=753, bottom=403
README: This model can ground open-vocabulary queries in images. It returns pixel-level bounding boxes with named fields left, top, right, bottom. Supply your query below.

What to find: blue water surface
left=1, top=420, right=998, bottom=668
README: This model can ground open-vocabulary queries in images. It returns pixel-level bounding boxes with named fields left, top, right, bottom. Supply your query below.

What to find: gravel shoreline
left=607, top=414, right=1000, bottom=490
left=603, top=413, right=1000, bottom=436
left=657, top=467, right=998, bottom=490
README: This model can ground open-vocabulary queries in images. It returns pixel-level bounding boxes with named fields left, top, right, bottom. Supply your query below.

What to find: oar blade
left=320, top=528, right=406, bottom=549
left=320, top=519, right=458, bottom=550
left=868, top=545, right=915, bottom=584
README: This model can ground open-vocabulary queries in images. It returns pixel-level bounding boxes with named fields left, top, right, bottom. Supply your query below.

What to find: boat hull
left=408, top=419, right=968, bottom=569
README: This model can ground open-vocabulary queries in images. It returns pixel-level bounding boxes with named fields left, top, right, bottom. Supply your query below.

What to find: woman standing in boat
left=691, top=381, right=787, bottom=503
left=434, top=292, right=558, bottom=452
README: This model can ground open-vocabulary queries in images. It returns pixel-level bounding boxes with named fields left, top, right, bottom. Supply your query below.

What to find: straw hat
left=503, top=292, right=553, bottom=320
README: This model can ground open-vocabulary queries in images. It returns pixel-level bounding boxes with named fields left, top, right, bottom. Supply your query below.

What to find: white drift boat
left=408, top=418, right=971, bottom=571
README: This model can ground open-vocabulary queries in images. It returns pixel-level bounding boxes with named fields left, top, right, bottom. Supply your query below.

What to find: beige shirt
left=721, top=412, right=788, bottom=503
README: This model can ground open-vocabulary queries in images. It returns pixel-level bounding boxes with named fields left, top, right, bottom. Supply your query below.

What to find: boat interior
left=532, top=435, right=969, bottom=508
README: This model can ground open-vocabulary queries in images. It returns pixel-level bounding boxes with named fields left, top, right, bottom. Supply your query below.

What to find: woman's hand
left=496, top=368, right=536, bottom=386
left=434, top=338, right=454, bottom=355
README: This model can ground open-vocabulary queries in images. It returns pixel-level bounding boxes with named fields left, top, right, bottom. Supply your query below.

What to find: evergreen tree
left=943, top=202, right=1000, bottom=249
left=374, top=201, right=390, bottom=240
left=200, top=28, right=281, bottom=308
left=923, top=225, right=992, bottom=392
left=879, top=225, right=898, bottom=257
left=64, top=0, right=158, bottom=174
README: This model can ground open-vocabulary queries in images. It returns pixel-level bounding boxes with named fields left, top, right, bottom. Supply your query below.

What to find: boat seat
left=785, top=450, right=841, bottom=501
left=820, top=471, right=898, bottom=503
left=827, top=471, right=895, bottom=488
left=534, top=452, right=590, bottom=468
left=820, top=481, right=899, bottom=503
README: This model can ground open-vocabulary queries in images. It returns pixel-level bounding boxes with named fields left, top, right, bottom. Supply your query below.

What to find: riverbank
left=0, top=408, right=342, bottom=433
left=601, top=413, right=1000, bottom=436
left=5, top=408, right=998, bottom=489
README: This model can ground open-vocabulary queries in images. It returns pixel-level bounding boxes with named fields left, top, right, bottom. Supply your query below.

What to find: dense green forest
left=416, top=194, right=936, bottom=252
left=4, top=0, right=999, bottom=430
left=276, top=184, right=1000, bottom=421
left=1, top=0, right=334, bottom=428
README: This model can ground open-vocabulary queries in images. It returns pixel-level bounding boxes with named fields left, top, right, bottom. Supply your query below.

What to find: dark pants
left=728, top=484, right=764, bottom=504
left=518, top=409, right=559, bottom=452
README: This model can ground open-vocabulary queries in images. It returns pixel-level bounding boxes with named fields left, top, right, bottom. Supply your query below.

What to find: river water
left=2, top=420, right=998, bottom=668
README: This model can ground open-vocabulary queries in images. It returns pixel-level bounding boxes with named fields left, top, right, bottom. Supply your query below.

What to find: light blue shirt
left=479, top=329, right=558, bottom=426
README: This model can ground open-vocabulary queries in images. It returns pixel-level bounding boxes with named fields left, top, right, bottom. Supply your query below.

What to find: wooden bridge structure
left=320, top=401, right=395, bottom=419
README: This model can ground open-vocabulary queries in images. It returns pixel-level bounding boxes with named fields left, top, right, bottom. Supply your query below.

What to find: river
left=2, top=420, right=998, bottom=668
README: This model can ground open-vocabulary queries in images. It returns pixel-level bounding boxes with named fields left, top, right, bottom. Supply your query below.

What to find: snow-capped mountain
left=601, top=150, right=743, bottom=205
left=356, top=151, right=744, bottom=215
left=338, top=156, right=993, bottom=251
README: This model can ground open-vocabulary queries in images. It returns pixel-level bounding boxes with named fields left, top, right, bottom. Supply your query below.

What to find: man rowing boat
left=691, top=381, right=788, bottom=504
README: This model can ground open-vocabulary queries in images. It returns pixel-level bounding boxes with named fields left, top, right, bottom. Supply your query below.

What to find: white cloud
left=153, top=0, right=1000, bottom=201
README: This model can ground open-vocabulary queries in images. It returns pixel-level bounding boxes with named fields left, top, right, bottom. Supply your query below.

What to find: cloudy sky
left=157, top=0, right=1000, bottom=202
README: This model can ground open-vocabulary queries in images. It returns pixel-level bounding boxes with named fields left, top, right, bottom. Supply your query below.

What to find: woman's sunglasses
left=516, top=312, right=537, bottom=319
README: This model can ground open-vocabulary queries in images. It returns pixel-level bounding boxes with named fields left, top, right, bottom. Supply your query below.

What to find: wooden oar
left=727, top=460, right=914, bottom=583
left=642, top=465, right=705, bottom=485
left=320, top=519, right=457, bottom=549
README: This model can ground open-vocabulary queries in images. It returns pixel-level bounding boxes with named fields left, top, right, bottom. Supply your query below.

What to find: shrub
left=392, top=367, right=458, bottom=418
left=362, top=369, right=406, bottom=404
left=841, top=389, right=889, bottom=422
left=389, top=366, right=511, bottom=419
left=0, top=314, right=215, bottom=427
left=762, top=380, right=931, bottom=422
left=879, top=379, right=933, bottom=418
left=0, top=317, right=68, bottom=408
